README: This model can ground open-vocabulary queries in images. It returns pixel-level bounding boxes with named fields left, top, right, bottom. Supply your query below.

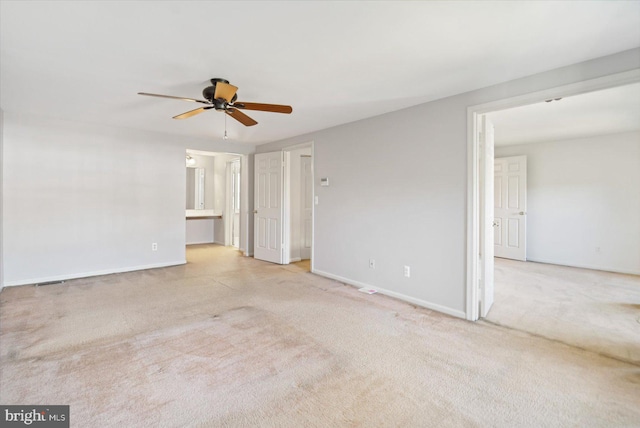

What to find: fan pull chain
left=224, top=112, right=228, bottom=140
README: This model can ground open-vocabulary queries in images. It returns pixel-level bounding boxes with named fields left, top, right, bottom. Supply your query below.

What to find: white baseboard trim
left=289, top=257, right=302, bottom=263
left=3, top=260, right=187, bottom=287
left=526, top=257, right=640, bottom=276
left=312, top=269, right=466, bottom=319
left=213, top=240, right=225, bottom=246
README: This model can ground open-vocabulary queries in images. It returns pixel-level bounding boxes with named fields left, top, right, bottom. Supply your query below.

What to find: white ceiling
left=488, top=82, right=640, bottom=146
left=1, top=1, right=639, bottom=146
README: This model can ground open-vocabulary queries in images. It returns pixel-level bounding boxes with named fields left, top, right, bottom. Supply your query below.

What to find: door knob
left=518, top=211, right=526, bottom=215
left=253, top=210, right=258, bottom=214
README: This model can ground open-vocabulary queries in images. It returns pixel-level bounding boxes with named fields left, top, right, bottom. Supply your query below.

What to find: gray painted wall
left=257, top=48, right=640, bottom=316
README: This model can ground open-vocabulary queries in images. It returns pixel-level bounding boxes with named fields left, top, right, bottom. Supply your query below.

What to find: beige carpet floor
left=489, top=257, right=640, bottom=365
left=1, top=245, right=639, bottom=427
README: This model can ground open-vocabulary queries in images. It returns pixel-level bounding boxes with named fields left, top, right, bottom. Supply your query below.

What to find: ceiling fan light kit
left=138, top=78, right=292, bottom=137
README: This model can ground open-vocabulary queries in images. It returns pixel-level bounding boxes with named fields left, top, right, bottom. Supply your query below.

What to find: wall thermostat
left=320, top=177, right=329, bottom=187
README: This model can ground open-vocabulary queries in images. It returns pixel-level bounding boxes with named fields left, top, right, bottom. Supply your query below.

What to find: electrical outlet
left=369, top=259, right=375, bottom=269
left=404, top=265, right=411, bottom=278
left=152, top=243, right=158, bottom=251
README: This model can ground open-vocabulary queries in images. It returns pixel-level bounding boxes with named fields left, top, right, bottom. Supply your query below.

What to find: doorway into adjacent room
left=253, top=143, right=314, bottom=272
left=286, top=146, right=313, bottom=269
left=185, top=149, right=243, bottom=254
left=468, top=73, right=640, bottom=364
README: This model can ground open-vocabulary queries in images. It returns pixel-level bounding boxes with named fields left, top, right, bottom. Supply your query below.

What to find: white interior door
left=480, top=116, right=495, bottom=317
left=300, top=155, right=312, bottom=260
left=254, top=152, right=284, bottom=264
left=494, top=155, right=527, bottom=261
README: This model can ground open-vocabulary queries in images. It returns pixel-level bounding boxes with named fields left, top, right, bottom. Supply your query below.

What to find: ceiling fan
left=138, top=78, right=292, bottom=127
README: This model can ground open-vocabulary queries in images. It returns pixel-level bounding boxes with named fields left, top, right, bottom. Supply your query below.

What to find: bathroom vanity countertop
left=186, top=209, right=222, bottom=219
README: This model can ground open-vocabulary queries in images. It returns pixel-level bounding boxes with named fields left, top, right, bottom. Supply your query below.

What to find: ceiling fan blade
left=226, top=108, right=258, bottom=126
left=138, top=92, right=210, bottom=104
left=233, top=102, right=293, bottom=114
left=214, top=82, right=238, bottom=102
left=173, top=107, right=208, bottom=120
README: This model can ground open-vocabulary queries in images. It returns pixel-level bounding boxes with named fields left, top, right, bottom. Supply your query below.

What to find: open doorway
left=253, top=143, right=314, bottom=271
left=468, top=75, right=640, bottom=363
left=285, top=145, right=313, bottom=272
left=185, top=149, right=243, bottom=254
left=467, top=69, right=640, bottom=320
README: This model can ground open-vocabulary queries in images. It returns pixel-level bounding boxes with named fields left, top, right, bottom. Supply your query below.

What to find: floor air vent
left=35, top=280, right=65, bottom=287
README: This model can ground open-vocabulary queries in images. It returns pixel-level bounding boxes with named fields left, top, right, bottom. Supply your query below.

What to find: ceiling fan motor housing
left=203, top=78, right=237, bottom=109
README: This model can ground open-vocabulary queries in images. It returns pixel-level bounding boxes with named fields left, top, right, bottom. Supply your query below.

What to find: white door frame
left=299, top=154, right=313, bottom=260
left=479, top=115, right=495, bottom=318
left=225, top=158, right=241, bottom=247
left=282, top=142, right=315, bottom=269
left=240, top=154, right=251, bottom=256
left=466, top=69, right=640, bottom=321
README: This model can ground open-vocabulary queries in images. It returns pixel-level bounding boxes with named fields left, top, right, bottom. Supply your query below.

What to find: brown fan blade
left=225, top=108, right=258, bottom=126
left=173, top=107, right=207, bottom=120
left=233, top=102, right=292, bottom=114
left=138, top=92, right=210, bottom=104
left=214, top=82, right=238, bottom=102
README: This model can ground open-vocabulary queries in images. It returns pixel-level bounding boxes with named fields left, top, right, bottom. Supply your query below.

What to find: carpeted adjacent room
left=1, top=245, right=639, bottom=427
left=489, top=257, right=640, bottom=365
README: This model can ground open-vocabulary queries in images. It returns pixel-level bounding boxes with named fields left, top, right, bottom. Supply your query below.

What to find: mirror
left=186, top=167, right=205, bottom=210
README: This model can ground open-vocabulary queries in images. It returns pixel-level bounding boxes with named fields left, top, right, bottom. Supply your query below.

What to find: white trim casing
left=310, top=142, right=315, bottom=273
left=283, top=151, right=291, bottom=264
left=240, top=154, right=252, bottom=257
left=466, top=110, right=480, bottom=321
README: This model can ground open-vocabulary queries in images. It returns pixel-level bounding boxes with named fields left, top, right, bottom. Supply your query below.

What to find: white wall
left=495, top=131, right=640, bottom=274
left=2, top=112, right=237, bottom=286
left=257, top=48, right=640, bottom=317
left=0, top=109, right=4, bottom=288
